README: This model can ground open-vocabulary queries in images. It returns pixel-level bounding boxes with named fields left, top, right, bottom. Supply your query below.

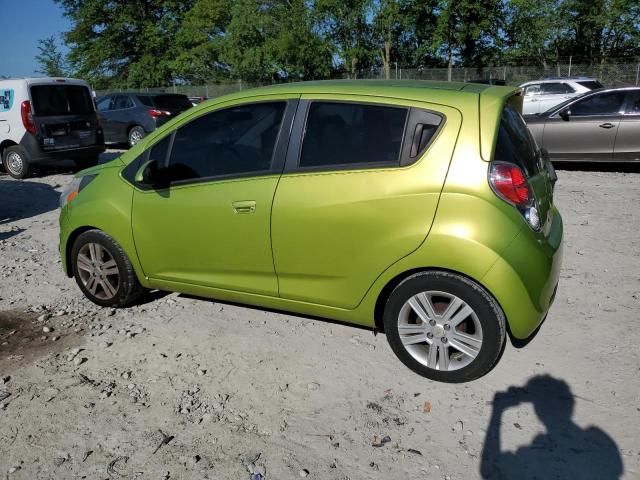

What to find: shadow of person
left=480, top=375, right=623, bottom=480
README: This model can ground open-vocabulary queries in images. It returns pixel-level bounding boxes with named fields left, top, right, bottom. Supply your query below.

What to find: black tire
left=75, top=155, right=100, bottom=170
left=382, top=271, right=506, bottom=383
left=71, top=229, right=145, bottom=307
left=128, top=125, right=145, bottom=148
left=2, top=145, right=32, bottom=179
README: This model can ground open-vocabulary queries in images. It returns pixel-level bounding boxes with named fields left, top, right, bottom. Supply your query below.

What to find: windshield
left=30, top=85, right=94, bottom=116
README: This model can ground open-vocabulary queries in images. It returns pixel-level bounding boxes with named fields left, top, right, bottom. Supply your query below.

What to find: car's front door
left=131, top=97, right=297, bottom=296
left=542, top=91, right=626, bottom=161
left=271, top=96, right=461, bottom=310
left=614, top=90, right=640, bottom=161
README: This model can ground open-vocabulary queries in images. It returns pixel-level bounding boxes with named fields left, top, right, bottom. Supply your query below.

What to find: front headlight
left=59, top=174, right=97, bottom=208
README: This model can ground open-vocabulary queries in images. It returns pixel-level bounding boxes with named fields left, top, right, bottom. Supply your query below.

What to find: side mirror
left=540, top=148, right=557, bottom=189
left=559, top=108, right=570, bottom=121
left=134, top=158, right=169, bottom=188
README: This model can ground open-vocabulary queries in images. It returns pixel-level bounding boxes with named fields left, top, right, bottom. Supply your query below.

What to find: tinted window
left=570, top=92, right=626, bottom=116
left=30, top=85, right=94, bottom=116
left=113, top=95, right=133, bottom=109
left=577, top=81, right=604, bottom=90
left=540, top=83, right=574, bottom=94
left=96, top=97, right=112, bottom=112
left=153, top=94, right=192, bottom=110
left=166, top=102, right=286, bottom=182
left=300, top=102, right=407, bottom=168
left=624, top=91, right=640, bottom=114
left=137, top=96, right=154, bottom=107
left=494, top=105, right=539, bottom=176
left=150, top=135, right=172, bottom=165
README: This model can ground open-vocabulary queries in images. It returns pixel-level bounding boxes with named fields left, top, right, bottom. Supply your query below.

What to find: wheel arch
left=373, top=266, right=508, bottom=338
left=0, top=139, right=18, bottom=157
left=64, top=226, right=99, bottom=277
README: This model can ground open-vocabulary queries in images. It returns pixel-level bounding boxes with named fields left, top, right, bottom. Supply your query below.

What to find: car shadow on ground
left=0, top=179, right=60, bottom=236
left=480, top=375, right=623, bottom=479
left=554, top=161, right=640, bottom=173
left=33, top=151, right=123, bottom=177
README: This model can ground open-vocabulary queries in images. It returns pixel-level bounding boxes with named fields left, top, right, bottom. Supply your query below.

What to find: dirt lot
left=0, top=155, right=639, bottom=479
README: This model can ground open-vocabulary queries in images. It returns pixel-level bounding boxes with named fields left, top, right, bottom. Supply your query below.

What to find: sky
left=0, top=0, right=70, bottom=77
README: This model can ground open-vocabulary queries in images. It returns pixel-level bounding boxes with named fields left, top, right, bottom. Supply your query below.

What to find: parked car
left=59, top=81, right=563, bottom=382
left=520, top=77, right=604, bottom=115
left=0, top=77, right=105, bottom=179
left=525, top=87, right=640, bottom=162
left=96, top=93, right=193, bottom=147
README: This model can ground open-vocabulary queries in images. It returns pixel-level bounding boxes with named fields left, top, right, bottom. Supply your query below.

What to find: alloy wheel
left=397, top=291, right=483, bottom=371
left=76, top=242, right=120, bottom=300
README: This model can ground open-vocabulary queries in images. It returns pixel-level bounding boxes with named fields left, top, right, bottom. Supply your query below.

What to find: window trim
left=284, top=99, right=443, bottom=174
left=125, top=99, right=298, bottom=190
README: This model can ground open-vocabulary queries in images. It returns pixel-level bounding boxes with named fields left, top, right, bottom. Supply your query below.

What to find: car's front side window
left=524, top=85, right=541, bottom=96
left=165, top=101, right=286, bottom=183
left=569, top=92, right=627, bottom=116
left=299, top=102, right=408, bottom=168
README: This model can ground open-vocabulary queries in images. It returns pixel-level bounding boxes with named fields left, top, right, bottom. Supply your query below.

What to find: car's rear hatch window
left=495, top=104, right=553, bottom=229
left=29, top=84, right=98, bottom=150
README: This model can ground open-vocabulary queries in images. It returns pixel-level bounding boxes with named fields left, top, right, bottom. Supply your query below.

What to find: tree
left=171, top=0, right=232, bottom=83
left=35, top=36, right=68, bottom=77
left=55, top=0, right=194, bottom=89
left=316, top=0, right=374, bottom=78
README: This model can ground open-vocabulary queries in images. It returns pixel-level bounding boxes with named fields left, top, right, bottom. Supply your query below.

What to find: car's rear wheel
left=71, top=230, right=145, bottom=307
left=2, top=145, right=32, bottom=179
left=128, top=126, right=145, bottom=148
left=383, top=271, right=505, bottom=383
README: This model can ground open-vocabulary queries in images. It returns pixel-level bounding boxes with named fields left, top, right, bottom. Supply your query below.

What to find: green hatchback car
left=59, top=81, right=563, bottom=382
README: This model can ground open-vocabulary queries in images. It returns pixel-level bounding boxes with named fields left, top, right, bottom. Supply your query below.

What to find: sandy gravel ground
left=0, top=155, right=639, bottom=480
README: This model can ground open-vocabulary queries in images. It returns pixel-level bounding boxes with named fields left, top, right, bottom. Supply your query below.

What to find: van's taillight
left=21, top=101, right=36, bottom=134
left=148, top=109, right=171, bottom=118
left=489, top=162, right=541, bottom=230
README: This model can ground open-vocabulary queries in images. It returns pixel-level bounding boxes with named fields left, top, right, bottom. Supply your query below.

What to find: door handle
left=599, top=123, right=615, bottom=129
left=232, top=200, right=256, bottom=214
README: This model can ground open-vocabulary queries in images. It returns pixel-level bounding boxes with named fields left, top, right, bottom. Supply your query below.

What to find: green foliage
left=43, top=0, right=640, bottom=88
left=35, top=36, right=68, bottom=77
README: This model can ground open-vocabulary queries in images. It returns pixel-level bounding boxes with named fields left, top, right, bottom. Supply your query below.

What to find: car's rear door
left=29, top=83, right=99, bottom=151
left=613, top=90, right=640, bottom=162
left=542, top=91, right=626, bottom=161
left=271, top=95, right=461, bottom=310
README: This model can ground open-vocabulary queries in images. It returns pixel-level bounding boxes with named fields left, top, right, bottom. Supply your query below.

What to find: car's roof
left=0, top=77, right=90, bottom=87
left=520, top=78, right=600, bottom=86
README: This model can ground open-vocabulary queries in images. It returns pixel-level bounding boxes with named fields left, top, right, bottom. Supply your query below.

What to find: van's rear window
left=494, top=105, right=540, bottom=176
left=30, top=85, right=94, bottom=116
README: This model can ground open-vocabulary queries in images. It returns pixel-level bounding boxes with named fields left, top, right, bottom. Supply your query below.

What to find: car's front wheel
left=383, top=271, right=506, bottom=383
left=71, top=230, right=145, bottom=307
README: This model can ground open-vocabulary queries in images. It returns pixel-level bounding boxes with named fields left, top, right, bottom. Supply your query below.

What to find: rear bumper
left=481, top=206, right=563, bottom=340
left=21, top=132, right=105, bottom=164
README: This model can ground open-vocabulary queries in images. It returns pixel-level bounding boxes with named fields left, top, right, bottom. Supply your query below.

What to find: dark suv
left=96, top=93, right=193, bottom=147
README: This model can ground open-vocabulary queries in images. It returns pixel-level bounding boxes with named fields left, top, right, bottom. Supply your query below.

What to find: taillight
left=148, top=109, right=171, bottom=118
left=489, top=162, right=541, bottom=230
left=21, top=101, right=36, bottom=134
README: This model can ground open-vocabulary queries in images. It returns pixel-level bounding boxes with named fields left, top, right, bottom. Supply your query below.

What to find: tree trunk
left=382, top=39, right=391, bottom=80
left=447, top=48, right=453, bottom=82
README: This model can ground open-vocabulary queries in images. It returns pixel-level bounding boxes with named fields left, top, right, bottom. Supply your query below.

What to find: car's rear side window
left=137, top=96, right=154, bottom=107
left=540, top=82, right=574, bottom=94
left=166, top=101, right=286, bottom=182
left=494, top=105, right=540, bottom=176
left=577, top=81, right=604, bottom=90
left=30, top=85, right=94, bottom=116
left=299, top=102, right=408, bottom=168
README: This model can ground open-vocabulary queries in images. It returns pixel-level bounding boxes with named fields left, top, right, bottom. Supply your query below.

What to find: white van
left=0, top=77, right=105, bottom=178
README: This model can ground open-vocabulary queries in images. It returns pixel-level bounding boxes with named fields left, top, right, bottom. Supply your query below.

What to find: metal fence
left=96, top=61, right=640, bottom=99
